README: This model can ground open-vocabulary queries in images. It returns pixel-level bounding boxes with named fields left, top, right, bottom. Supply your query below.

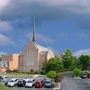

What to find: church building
left=19, top=18, right=54, bottom=73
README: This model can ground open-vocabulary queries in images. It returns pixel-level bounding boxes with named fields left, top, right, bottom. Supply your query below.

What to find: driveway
left=61, top=72, right=90, bottom=90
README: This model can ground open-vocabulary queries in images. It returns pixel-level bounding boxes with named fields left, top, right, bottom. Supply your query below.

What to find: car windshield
left=9, top=80, right=14, bottom=82
left=46, top=81, right=51, bottom=83
left=27, top=81, right=32, bottom=83
left=45, top=79, right=51, bottom=83
left=19, top=81, right=22, bottom=82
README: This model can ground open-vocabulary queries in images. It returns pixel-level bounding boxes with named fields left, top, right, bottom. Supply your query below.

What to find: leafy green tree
left=73, top=57, right=79, bottom=68
left=47, top=71, right=57, bottom=79
left=78, top=55, right=90, bottom=70
left=46, top=57, right=64, bottom=72
left=63, top=49, right=75, bottom=70
left=73, top=68, right=82, bottom=77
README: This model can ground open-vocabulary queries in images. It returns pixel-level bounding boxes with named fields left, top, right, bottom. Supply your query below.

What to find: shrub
left=30, top=69, right=34, bottom=74
left=40, top=70, right=46, bottom=75
left=12, top=70, right=19, bottom=73
left=6, top=70, right=12, bottom=73
left=34, top=71, right=39, bottom=74
left=25, top=72, right=30, bottom=74
left=47, top=71, right=57, bottom=79
left=87, top=72, right=90, bottom=78
left=73, top=68, right=82, bottom=77
left=54, top=73, right=64, bottom=82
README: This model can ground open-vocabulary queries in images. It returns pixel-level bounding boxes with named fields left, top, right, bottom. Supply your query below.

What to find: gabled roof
left=22, top=42, right=54, bottom=55
left=34, top=43, right=49, bottom=52
left=33, top=43, right=54, bottom=56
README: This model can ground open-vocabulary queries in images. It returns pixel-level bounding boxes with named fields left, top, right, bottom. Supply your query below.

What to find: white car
left=7, top=78, right=18, bottom=87
left=25, top=78, right=35, bottom=88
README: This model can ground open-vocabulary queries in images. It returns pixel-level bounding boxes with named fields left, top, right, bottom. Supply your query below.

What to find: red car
left=35, top=80, right=44, bottom=88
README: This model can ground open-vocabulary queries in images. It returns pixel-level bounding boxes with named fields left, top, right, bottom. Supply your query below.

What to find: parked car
left=7, top=78, right=18, bottom=87
left=44, top=78, right=54, bottom=88
left=17, top=80, right=26, bottom=87
left=23, top=78, right=30, bottom=82
left=0, top=76, right=2, bottom=82
left=81, top=72, right=87, bottom=79
left=25, top=78, right=35, bottom=88
left=0, top=77, right=9, bottom=85
left=0, top=76, right=9, bottom=82
left=35, top=79, right=44, bottom=88
left=4, top=78, right=11, bottom=86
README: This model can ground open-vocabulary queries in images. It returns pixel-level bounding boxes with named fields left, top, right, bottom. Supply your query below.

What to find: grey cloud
left=0, top=33, right=14, bottom=46
left=0, top=0, right=90, bottom=20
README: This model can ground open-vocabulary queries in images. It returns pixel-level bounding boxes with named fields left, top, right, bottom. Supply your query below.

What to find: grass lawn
left=0, top=73, right=32, bottom=78
left=0, top=85, right=10, bottom=90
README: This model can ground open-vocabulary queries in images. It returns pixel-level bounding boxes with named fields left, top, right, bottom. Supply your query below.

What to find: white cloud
left=0, top=52, right=7, bottom=55
left=0, top=0, right=10, bottom=8
left=0, top=21, right=12, bottom=32
left=74, top=49, right=90, bottom=57
left=0, top=33, right=14, bottom=45
left=27, top=32, right=54, bottom=44
left=0, top=0, right=90, bottom=20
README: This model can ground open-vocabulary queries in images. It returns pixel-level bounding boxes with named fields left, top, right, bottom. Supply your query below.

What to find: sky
left=0, top=0, right=90, bottom=54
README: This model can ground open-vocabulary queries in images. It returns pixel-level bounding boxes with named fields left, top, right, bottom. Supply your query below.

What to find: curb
left=73, top=77, right=81, bottom=79
left=53, top=83, right=60, bottom=90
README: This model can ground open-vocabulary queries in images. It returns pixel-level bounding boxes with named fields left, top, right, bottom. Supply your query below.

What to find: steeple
left=32, top=16, right=36, bottom=43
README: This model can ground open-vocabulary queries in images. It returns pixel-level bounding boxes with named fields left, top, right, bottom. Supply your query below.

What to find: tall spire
left=32, top=16, right=36, bottom=43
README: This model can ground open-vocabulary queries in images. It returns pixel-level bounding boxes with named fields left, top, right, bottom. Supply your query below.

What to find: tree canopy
left=62, top=49, right=75, bottom=70
left=43, top=56, right=64, bottom=73
left=78, top=55, right=90, bottom=70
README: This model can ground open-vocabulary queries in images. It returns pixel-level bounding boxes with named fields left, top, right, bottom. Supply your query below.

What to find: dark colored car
left=81, top=72, right=87, bottom=79
left=0, top=76, right=8, bottom=82
left=35, top=80, right=44, bottom=88
left=17, top=80, right=26, bottom=87
left=0, top=76, right=3, bottom=82
left=4, top=78, right=11, bottom=86
left=44, top=78, right=54, bottom=88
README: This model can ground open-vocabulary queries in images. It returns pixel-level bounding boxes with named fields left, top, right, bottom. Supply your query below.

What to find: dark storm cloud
left=0, top=0, right=90, bottom=21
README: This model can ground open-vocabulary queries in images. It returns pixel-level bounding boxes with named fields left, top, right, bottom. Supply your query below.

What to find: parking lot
left=0, top=75, right=54, bottom=90
left=8, top=87, right=53, bottom=90
left=61, top=72, right=90, bottom=90
left=7, top=87, right=53, bottom=90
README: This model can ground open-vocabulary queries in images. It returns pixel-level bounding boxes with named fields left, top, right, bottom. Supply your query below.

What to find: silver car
left=44, top=78, right=54, bottom=88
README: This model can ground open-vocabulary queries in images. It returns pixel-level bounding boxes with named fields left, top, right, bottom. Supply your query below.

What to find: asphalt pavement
left=60, top=72, right=90, bottom=90
left=8, top=87, right=53, bottom=90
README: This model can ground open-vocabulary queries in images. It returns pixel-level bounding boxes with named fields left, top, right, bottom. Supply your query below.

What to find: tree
left=78, top=55, right=90, bottom=71
left=63, top=49, right=75, bottom=70
left=47, top=71, right=57, bottom=79
left=73, top=57, right=79, bottom=68
left=44, top=57, right=64, bottom=73
left=73, top=68, right=82, bottom=77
